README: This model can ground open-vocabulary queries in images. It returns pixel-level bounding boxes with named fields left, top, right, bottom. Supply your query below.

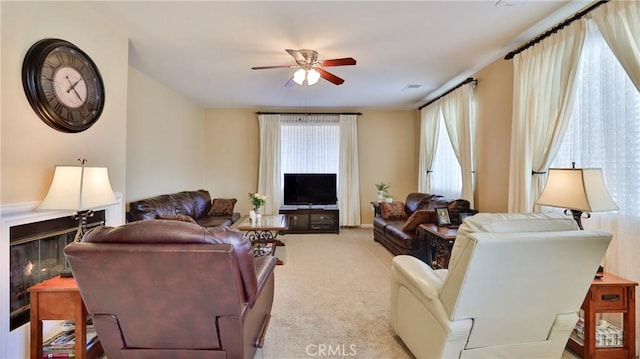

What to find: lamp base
left=595, top=265, right=604, bottom=279
left=59, top=269, right=74, bottom=278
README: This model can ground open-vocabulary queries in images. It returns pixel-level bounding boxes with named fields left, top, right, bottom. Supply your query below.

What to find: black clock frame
left=22, top=38, right=105, bottom=133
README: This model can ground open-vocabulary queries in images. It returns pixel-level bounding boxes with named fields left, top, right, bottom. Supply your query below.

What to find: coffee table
left=234, top=214, right=289, bottom=265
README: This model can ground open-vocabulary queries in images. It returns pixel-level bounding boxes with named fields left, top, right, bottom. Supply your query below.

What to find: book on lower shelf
left=42, top=325, right=99, bottom=358
left=571, top=317, right=623, bottom=348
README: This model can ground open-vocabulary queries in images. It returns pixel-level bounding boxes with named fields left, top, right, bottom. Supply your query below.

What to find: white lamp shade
left=293, top=68, right=306, bottom=85
left=536, top=168, right=618, bottom=212
left=39, top=165, right=117, bottom=211
left=307, top=69, right=320, bottom=85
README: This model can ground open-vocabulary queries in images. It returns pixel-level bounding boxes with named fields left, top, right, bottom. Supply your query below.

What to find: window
left=430, top=113, right=462, bottom=198
left=280, top=114, right=339, bottom=179
left=551, top=22, right=640, bottom=275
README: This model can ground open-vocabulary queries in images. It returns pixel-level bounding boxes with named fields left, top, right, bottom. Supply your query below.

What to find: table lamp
left=536, top=165, right=618, bottom=230
left=39, top=159, right=117, bottom=276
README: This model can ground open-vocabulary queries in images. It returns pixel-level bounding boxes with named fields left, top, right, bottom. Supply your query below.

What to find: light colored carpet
left=256, top=227, right=582, bottom=359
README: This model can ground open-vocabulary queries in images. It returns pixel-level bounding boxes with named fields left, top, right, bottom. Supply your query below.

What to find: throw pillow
left=401, top=210, right=436, bottom=232
left=157, top=214, right=197, bottom=224
left=208, top=198, right=237, bottom=216
left=379, top=201, right=407, bottom=221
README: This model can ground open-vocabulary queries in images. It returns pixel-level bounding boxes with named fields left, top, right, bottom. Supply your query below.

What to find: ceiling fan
left=251, top=49, right=356, bottom=87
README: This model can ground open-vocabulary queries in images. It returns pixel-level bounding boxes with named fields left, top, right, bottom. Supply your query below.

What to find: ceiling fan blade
left=286, top=49, right=307, bottom=64
left=317, top=68, right=345, bottom=85
left=320, top=57, right=357, bottom=67
left=251, top=65, right=294, bottom=70
left=284, top=77, right=296, bottom=88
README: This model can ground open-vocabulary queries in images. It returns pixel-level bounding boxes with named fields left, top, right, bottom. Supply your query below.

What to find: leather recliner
left=65, top=220, right=275, bottom=359
left=390, top=213, right=612, bottom=359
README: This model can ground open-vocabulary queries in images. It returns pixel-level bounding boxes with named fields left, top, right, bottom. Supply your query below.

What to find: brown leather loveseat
left=128, top=189, right=240, bottom=227
left=373, top=192, right=472, bottom=256
left=65, top=220, right=276, bottom=359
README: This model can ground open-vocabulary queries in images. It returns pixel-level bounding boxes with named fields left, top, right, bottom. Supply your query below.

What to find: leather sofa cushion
left=129, top=194, right=175, bottom=220
left=405, top=193, right=434, bottom=217
left=196, top=216, right=235, bottom=228
left=384, top=221, right=417, bottom=249
left=157, top=214, right=197, bottom=224
left=171, top=191, right=198, bottom=218
left=188, top=189, right=213, bottom=218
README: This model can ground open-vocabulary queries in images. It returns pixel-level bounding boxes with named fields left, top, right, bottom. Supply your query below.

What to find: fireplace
left=0, top=197, right=125, bottom=358
left=9, top=210, right=105, bottom=331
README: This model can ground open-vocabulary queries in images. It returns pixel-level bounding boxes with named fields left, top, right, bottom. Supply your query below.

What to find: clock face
left=22, top=39, right=105, bottom=133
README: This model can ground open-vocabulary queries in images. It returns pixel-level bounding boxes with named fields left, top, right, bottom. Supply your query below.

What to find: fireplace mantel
left=0, top=193, right=124, bottom=359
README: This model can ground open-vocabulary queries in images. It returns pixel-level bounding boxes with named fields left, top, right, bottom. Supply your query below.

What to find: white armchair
left=390, top=213, right=612, bottom=359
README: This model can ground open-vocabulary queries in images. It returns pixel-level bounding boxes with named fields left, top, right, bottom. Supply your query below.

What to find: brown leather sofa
left=373, top=192, right=472, bottom=256
left=65, top=220, right=276, bottom=359
left=128, top=189, right=240, bottom=227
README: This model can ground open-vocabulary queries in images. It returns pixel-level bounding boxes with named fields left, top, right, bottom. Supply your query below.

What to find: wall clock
left=22, top=38, right=105, bottom=133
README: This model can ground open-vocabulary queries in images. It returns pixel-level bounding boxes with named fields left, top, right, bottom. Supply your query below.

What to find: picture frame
left=435, top=207, right=451, bottom=226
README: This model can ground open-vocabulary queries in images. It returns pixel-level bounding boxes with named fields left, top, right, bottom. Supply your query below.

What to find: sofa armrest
left=392, top=255, right=444, bottom=301
left=254, top=255, right=277, bottom=296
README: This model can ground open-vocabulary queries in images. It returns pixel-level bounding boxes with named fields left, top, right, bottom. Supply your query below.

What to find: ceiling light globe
left=293, top=69, right=306, bottom=85
left=307, top=69, right=320, bottom=85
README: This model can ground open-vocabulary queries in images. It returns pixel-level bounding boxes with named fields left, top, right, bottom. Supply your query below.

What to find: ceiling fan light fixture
left=307, top=69, right=320, bottom=85
left=293, top=68, right=306, bottom=85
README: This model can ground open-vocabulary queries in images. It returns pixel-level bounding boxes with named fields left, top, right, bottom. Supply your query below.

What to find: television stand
left=279, top=205, right=339, bottom=234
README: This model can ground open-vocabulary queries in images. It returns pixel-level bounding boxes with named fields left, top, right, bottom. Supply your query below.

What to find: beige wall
left=126, top=67, right=206, bottom=202
left=357, top=110, right=419, bottom=224
left=474, top=58, right=514, bottom=213
left=203, top=109, right=419, bottom=222
left=1, top=1, right=128, bottom=207
left=203, top=108, right=258, bottom=213
left=1, top=2, right=129, bottom=357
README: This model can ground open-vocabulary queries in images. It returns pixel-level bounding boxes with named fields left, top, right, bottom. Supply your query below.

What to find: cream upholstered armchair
left=390, top=213, right=612, bottom=359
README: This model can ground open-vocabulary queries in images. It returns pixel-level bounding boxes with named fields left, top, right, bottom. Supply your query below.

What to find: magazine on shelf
left=42, top=326, right=98, bottom=355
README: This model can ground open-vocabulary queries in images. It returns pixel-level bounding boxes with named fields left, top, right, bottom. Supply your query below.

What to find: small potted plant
left=375, top=182, right=391, bottom=202
left=249, top=192, right=267, bottom=221
left=383, top=192, right=393, bottom=203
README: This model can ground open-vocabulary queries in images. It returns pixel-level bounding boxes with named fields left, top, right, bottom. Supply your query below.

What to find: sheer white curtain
left=440, top=83, right=476, bottom=207
left=257, top=114, right=281, bottom=215
left=508, top=19, right=587, bottom=213
left=338, top=115, right=360, bottom=226
left=418, top=105, right=441, bottom=193
left=592, top=0, right=640, bottom=91
left=550, top=22, right=640, bottom=349
left=430, top=108, right=462, bottom=199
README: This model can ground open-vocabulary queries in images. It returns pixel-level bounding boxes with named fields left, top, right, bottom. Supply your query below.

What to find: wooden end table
left=566, top=272, right=637, bottom=359
left=28, top=276, right=102, bottom=359
left=234, top=214, right=289, bottom=265
left=417, top=223, right=458, bottom=269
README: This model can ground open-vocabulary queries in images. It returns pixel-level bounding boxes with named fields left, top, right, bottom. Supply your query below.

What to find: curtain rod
left=418, top=77, right=476, bottom=110
left=504, top=0, right=609, bottom=60
left=256, top=112, right=362, bottom=115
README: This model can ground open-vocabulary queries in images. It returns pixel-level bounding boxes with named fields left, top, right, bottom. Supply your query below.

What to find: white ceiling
left=83, top=1, right=592, bottom=110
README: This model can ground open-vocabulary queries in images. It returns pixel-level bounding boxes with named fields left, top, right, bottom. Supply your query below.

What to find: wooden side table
left=417, top=223, right=458, bottom=269
left=28, top=276, right=102, bottom=359
left=371, top=201, right=381, bottom=218
left=566, top=272, right=637, bottom=359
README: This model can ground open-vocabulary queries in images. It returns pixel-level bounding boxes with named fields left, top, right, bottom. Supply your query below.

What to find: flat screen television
left=283, top=173, right=337, bottom=205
